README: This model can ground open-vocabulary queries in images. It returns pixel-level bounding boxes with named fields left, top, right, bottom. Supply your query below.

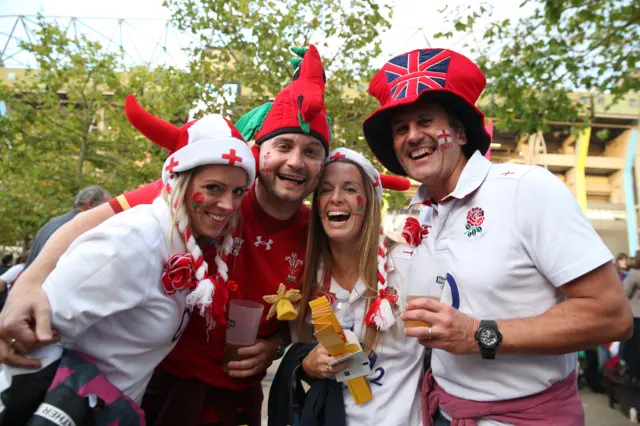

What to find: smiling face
left=317, top=162, right=368, bottom=246
left=258, top=133, right=325, bottom=203
left=185, top=164, right=249, bottom=238
left=391, top=102, right=468, bottom=188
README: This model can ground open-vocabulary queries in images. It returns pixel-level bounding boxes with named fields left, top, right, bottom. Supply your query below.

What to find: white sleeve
left=0, top=264, right=24, bottom=283
left=514, top=167, right=612, bottom=287
left=43, top=223, right=154, bottom=342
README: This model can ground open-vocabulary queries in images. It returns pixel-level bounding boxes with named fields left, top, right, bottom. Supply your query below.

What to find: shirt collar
left=330, top=277, right=368, bottom=304
left=409, top=151, right=491, bottom=208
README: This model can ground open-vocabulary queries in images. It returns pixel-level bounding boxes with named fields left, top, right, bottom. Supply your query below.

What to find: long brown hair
left=296, top=160, right=395, bottom=354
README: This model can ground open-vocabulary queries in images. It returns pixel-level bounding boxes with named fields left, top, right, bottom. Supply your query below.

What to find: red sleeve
left=108, top=179, right=164, bottom=214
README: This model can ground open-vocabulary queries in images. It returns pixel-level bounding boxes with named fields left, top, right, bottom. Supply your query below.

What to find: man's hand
left=0, top=283, right=55, bottom=367
left=401, top=297, right=480, bottom=354
left=301, top=342, right=351, bottom=379
left=226, top=338, right=280, bottom=379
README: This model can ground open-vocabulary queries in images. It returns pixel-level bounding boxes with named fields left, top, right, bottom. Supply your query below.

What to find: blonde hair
left=297, top=160, right=395, bottom=354
left=161, top=167, right=239, bottom=327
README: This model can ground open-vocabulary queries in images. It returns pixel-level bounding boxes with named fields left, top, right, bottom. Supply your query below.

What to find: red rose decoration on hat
left=402, top=217, right=430, bottom=247
left=465, top=207, right=484, bottom=237
left=161, top=253, right=198, bottom=296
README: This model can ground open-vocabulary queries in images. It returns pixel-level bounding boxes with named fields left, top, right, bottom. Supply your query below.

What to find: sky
left=0, top=0, right=533, bottom=69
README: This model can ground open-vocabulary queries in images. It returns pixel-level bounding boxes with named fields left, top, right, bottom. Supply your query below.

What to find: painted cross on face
left=436, top=128, right=453, bottom=152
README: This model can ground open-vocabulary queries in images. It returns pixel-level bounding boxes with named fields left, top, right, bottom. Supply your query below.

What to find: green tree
left=166, top=0, right=407, bottom=207
left=437, top=0, right=640, bottom=133
left=0, top=18, right=202, bottom=246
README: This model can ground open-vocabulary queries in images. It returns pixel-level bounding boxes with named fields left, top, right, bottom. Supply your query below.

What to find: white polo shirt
left=4, top=198, right=192, bottom=404
left=410, top=152, right=612, bottom=419
left=329, top=242, right=428, bottom=426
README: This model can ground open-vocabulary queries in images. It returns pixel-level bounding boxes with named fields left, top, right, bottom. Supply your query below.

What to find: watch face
left=478, top=327, right=499, bottom=348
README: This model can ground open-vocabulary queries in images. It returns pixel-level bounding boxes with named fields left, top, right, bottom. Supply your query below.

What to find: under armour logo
left=254, top=236, right=273, bottom=250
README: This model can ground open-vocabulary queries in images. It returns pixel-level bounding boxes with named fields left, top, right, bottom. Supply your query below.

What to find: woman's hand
left=301, top=343, right=351, bottom=379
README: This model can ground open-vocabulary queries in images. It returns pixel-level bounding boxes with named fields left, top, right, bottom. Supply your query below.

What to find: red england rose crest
left=161, top=253, right=198, bottom=295
left=465, top=207, right=485, bottom=237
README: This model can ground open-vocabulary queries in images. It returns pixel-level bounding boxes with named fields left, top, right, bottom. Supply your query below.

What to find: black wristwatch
left=474, top=320, right=502, bottom=360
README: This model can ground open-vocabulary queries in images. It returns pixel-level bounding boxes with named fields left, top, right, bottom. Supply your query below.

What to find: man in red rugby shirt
left=0, top=44, right=329, bottom=426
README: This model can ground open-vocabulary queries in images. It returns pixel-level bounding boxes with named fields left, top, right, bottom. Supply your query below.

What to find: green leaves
left=446, top=0, right=639, bottom=133
left=0, top=18, right=203, bottom=246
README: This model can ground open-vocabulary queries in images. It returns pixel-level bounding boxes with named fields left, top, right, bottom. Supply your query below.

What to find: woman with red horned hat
left=269, top=147, right=436, bottom=426
left=0, top=95, right=255, bottom=425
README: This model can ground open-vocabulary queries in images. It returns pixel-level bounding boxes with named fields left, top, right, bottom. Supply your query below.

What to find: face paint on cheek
left=436, top=128, right=454, bottom=152
left=260, top=151, right=273, bottom=173
left=190, top=191, right=205, bottom=213
left=356, top=195, right=365, bottom=213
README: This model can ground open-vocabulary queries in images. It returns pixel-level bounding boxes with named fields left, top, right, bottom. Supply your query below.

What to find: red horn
left=124, top=95, right=180, bottom=152
left=380, top=174, right=411, bottom=191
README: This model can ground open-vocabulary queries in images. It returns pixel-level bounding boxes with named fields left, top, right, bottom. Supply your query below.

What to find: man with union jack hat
left=363, top=48, right=631, bottom=425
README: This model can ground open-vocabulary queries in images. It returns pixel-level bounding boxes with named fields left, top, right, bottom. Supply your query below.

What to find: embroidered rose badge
left=465, top=207, right=485, bottom=237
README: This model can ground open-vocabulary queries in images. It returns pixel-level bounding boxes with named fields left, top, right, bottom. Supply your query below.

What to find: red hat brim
left=362, top=90, right=491, bottom=176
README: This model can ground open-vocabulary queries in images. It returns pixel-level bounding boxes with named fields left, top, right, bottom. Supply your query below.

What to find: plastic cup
left=223, top=300, right=264, bottom=369
left=404, top=255, right=448, bottom=329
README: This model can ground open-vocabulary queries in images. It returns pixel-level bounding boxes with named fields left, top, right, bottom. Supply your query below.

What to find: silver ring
left=8, top=338, right=16, bottom=347
left=428, top=327, right=432, bottom=340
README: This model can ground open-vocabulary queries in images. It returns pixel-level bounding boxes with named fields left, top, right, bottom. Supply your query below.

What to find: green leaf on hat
left=235, top=102, right=273, bottom=141
left=289, top=57, right=303, bottom=70
left=297, top=111, right=311, bottom=134
left=289, top=46, right=308, bottom=58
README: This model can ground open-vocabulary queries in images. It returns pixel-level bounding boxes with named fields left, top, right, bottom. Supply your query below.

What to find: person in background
left=24, top=185, right=111, bottom=269
left=0, top=255, right=13, bottom=277
left=622, top=252, right=640, bottom=381
left=0, top=252, right=28, bottom=311
left=615, top=252, right=629, bottom=282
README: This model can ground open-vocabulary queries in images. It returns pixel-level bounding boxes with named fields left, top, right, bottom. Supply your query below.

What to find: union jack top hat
left=363, top=48, right=491, bottom=176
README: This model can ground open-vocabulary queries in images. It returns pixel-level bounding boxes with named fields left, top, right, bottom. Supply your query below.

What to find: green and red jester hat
left=235, top=44, right=331, bottom=155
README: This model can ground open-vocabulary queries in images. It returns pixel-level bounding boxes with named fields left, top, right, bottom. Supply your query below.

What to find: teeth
left=327, top=211, right=350, bottom=217
left=279, top=173, right=305, bottom=184
left=410, top=147, right=434, bottom=159
left=208, top=213, right=226, bottom=222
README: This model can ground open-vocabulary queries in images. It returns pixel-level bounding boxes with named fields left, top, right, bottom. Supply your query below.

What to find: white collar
left=330, top=277, right=368, bottom=304
left=409, top=151, right=491, bottom=208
